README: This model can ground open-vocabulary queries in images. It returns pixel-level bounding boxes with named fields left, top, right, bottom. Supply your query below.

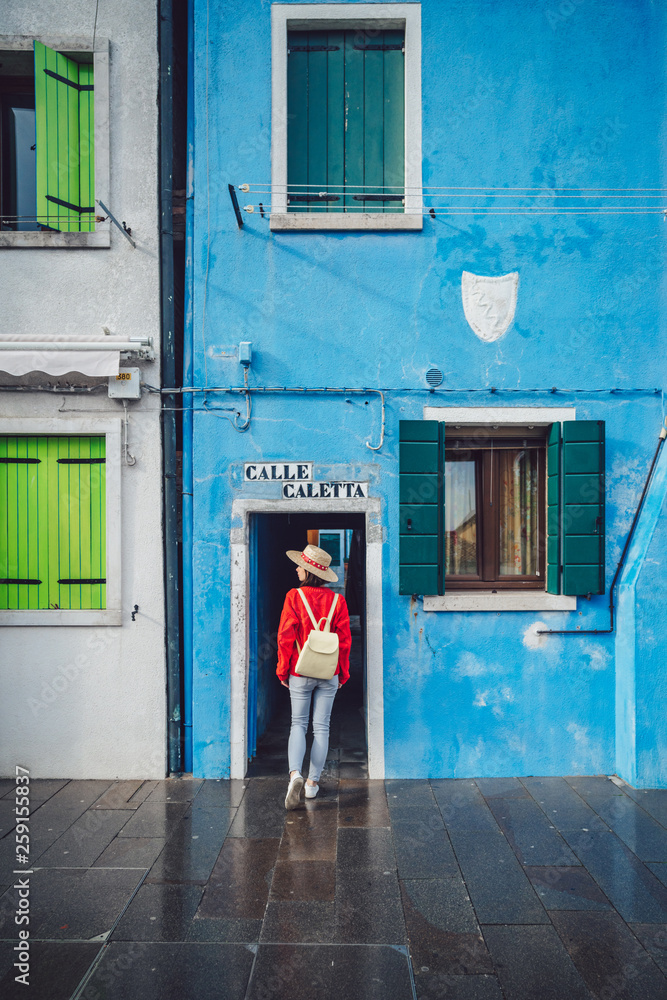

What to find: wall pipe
left=181, top=0, right=195, bottom=773
left=159, top=0, right=183, bottom=774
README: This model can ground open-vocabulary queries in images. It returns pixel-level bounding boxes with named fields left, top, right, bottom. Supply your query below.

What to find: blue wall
left=189, top=0, right=667, bottom=780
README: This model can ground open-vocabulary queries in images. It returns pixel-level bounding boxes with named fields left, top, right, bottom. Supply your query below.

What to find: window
left=444, top=432, right=546, bottom=590
left=0, top=418, right=121, bottom=625
left=0, top=37, right=109, bottom=248
left=271, top=4, right=422, bottom=231
left=399, top=409, right=605, bottom=612
left=286, top=29, right=405, bottom=215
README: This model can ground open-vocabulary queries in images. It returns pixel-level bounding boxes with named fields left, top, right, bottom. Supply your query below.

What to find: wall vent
left=426, top=368, right=443, bottom=388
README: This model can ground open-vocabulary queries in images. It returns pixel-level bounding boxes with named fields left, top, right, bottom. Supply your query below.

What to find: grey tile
left=228, top=778, right=287, bottom=838
left=649, top=863, right=667, bottom=888
left=337, top=826, right=395, bottom=870
left=483, top=924, right=594, bottom=1000
left=337, top=779, right=390, bottom=827
left=622, top=787, right=667, bottom=829
left=386, top=780, right=437, bottom=809
left=186, top=915, right=263, bottom=942
left=476, top=777, right=529, bottom=799
left=335, top=866, right=406, bottom=944
left=0, top=801, right=19, bottom=837
left=414, top=973, right=504, bottom=999
left=401, top=878, right=492, bottom=975
left=260, top=900, right=335, bottom=942
left=93, top=836, right=166, bottom=869
left=0, top=780, right=16, bottom=798
left=524, top=866, right=611, bottom=910
left=391, top=810, right=460, bottom=878
left=112, top=883, right=204, bottom=941
left=18, top=779, right=70, bottom=804
left=144, top=778, right=204, bottom=802
left=562, top=829, right=667, bottom=922
left=147, top=808, right=234, bottom=882
left=92, top=780, right=157, bottom=809
left=198, top=837, right=280, bottom=919
left=552, top=910, right=667, bottom=1000
left=246, top=944, right=414, bottom=1000
left=567, top=776, right=667, bottom=862
left=431, top=780, right=500, bottom=832
left=449, top=830, right=548, bottom=924
left=270, top=860, right=336, bottom=901
left=279, top=801, right=338, bottom=862
left=0, top=940, right=99, bottom=1000
left=483, top=795, right=580, bottom=866
left=190, top=779, right=247, bottom=810
left=629, top=923, right=667, bottom=976
left=0, top=868, right=144, bottom=941
left=521, top=776, right=609, bottom=833
left=25, top=780, right=114, bottom=861
left=85, top=941, right=254, bottom=1000
left=37, top=809, right=135, bottom=867
left=116, top=798, right=189, bottom=838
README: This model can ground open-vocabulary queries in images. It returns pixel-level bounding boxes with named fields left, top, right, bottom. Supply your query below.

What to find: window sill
left=269, top=213, right=423, bottom=232
left=0, top=228, right=110, bottom=249
left=0, top=610, right=121, bottom=626
left=423, top=591, right=577, bottom=612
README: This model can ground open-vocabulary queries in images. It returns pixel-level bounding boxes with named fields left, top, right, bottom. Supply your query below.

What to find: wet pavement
left=1, top=705, right=667, bottom=998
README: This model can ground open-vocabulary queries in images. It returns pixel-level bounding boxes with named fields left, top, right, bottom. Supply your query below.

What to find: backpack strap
left=296, top=587, right=320, bottom=630
left=322, top=592, right=339, bottom=632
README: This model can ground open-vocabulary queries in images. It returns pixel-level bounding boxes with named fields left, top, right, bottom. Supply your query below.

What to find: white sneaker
left=304, top=782, right=319, bottom=799
left=285, top=772, right=304, bottom=810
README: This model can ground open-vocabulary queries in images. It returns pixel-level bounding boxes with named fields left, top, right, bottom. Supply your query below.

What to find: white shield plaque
left=462, top=271, right=519, bottom=342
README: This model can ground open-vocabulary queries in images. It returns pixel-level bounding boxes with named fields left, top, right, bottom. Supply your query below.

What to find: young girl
left=276, top=544, right=352, bottom=809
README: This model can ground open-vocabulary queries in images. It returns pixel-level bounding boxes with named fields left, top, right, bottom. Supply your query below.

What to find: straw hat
left=286, top=544, right=338, bottom=583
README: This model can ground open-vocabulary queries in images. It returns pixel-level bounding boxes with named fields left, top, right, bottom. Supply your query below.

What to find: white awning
left=0, top=335, right=151, bottom=377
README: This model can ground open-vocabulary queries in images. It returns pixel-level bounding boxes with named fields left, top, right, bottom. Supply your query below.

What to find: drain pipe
left=538, top=416, right=667, bottom=636
left=159, top=0, right=183, bottom=773
left=181, top=0, right=195, bottom=773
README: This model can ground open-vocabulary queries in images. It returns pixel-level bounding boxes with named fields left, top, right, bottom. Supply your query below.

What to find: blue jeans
left=288, top=674, right=338, bottom=782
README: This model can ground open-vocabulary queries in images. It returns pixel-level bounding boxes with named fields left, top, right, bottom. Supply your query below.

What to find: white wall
left=0, top=0, right=166, bottom=777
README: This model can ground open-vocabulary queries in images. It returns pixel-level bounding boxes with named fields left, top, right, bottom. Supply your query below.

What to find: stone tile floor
left=1, top=708, right=667, bottom=999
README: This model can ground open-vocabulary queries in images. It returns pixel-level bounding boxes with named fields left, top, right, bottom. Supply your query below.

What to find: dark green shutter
left=562, top=420, right=605, bottom=595
left=287, top=30, right=404, bottom=213
left=0, top=436, right=106, bottom=611
left=399, top=420, right=444, bottom=596
left=546, top=422, right=561, bottom=594
left=34, top=41, right=95, bottom=233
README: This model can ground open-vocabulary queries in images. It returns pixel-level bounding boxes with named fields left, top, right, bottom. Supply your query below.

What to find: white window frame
left=270, top=3, right=422, bottom=231
left=0, top=416, right=121, bottom=625
left=0, top=34, right=110, bottom=249
left=422, top=406, right=578, bottom=612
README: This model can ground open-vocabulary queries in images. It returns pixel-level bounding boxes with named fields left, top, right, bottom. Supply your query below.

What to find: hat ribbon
left=301, top=551, right=328, bottom=571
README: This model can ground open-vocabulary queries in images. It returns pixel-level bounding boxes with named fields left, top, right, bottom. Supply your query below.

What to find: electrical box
left=108, top=367, right=141, bottom=399
left=239, top=341, right=252, bottom=367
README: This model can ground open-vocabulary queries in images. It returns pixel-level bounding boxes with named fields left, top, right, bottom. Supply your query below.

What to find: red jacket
left=276, top=586, right=352, bottom=684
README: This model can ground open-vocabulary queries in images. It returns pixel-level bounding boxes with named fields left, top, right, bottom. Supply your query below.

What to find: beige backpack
left=294, top=589, right=340, bottom=680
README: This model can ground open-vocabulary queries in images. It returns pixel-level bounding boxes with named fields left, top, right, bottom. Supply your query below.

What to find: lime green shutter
left=399, top=420, right=444, bottom=596
left=562, top=421, right=605, bottom=595
left=0, top=436, right=106, bottom=611
left=287, top=30, right=404, bottom=213
left=34, top=41, right=95, bottom=233
left=546, top=422, right=561, bottom=594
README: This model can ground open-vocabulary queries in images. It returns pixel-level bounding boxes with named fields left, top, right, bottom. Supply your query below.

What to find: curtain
left=498, top=449, right=538, bottom=576
left=445, top=460, right=477, bottom=575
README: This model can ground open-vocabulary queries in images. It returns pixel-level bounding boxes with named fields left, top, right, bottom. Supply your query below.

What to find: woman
left=276, top=544, right=352, bottom=810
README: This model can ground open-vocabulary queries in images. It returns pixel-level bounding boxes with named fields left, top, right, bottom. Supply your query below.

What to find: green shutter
left=562, top=420, right=605, bottom=595
left=287, top=30, right=404, bottom=213
left=0, top=436, right=106, bottom=611
left=34, top=41, right=95, bottom=233
left=399, top=420, right=444, bottom=596
left=546, top=422, right=561, bottom=594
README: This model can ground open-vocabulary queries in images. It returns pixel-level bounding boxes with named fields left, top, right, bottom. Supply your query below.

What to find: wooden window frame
left=445, top=444, right=546, bottom=591
left=0, top=416, right=121, bottom=626
left=0, top=34, right=110, bottom=249
left=270, top=3, right=422, bottom=231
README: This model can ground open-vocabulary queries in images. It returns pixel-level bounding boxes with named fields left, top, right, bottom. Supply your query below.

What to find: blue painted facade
left=187, top=0, right=667, bottom=783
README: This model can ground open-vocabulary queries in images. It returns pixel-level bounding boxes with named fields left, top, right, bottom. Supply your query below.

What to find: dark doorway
left=247, top=512, right=367, bottom=779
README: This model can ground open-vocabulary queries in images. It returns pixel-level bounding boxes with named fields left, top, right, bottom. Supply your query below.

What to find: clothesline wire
left=242, top=183, right=667, bottom=192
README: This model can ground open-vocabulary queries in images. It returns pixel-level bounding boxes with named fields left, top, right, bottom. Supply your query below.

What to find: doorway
left=246, top=512, right=366, bottom=778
